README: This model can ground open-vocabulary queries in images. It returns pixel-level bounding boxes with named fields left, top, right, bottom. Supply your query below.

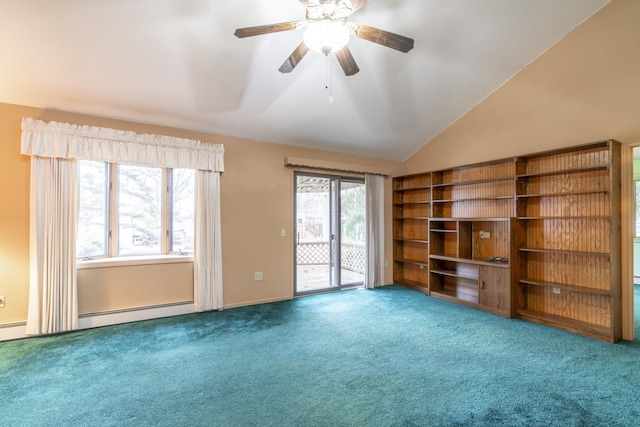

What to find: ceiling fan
left=233, top=0, right=414, bottom=76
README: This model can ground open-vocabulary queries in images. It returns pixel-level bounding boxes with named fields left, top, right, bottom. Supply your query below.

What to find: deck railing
left=297, top=241, right=365, bottom=273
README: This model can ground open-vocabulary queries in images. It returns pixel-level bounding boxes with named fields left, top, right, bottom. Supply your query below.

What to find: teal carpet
left=2, top=285, right=640, bottom=426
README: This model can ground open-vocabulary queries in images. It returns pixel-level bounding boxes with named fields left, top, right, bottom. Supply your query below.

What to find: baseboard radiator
left=0, top=301, right=194, bottom=342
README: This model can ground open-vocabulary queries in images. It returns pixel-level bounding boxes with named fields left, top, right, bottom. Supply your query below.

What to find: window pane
left=118, top=165, right=162, bottom=255
left=171, top=169, right=195, bottom=254
left=77, top=161, right=108, bottom=258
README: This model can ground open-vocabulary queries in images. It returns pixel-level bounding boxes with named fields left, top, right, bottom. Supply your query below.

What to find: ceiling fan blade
left=335, top=46, right=360, bottom=76
left=234, top=21, right=298, bottom=38
left=279, top=42, right=310, bottom=73
left=353, top=24, right=414, bottom=53
left=350, top=0, right=371, bottom=12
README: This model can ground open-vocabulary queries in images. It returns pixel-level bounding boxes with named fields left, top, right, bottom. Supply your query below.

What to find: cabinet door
left=478, top=266, right=510, bottom=314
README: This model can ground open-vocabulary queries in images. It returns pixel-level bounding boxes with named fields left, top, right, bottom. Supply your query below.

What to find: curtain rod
left=284, top=156, right=391, bottom=176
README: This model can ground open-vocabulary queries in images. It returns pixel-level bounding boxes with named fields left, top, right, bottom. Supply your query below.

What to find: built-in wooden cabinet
left=393, top=140, right=622, bottom=342
left=479, top=265, right=510, bottom=314
left=429, top=218, right=512, bottom=317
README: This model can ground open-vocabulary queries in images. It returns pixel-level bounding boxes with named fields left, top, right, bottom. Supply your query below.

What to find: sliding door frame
left=294, top=171, right=365, bottom=296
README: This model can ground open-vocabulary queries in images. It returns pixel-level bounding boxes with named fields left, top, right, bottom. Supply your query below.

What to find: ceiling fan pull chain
left=325, top=54, right=334, bottom=103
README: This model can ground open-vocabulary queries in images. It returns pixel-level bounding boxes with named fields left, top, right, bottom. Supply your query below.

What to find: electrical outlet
left=479, top=231, right=491, bottom=239
left=254, top=272, right=263, bottom=281
left=552, top=287, right=561, bottom=295
left=0, top=295, right=5, bottom=308
left=280, top=228, right=286, bottom=237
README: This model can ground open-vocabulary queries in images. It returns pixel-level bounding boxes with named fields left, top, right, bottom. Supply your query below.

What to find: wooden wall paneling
left=458, top=221, right=473, bottom=258
left=400, top=241, right=428, bottom=262
left=402, top=262, right=430, bottom=284
left=472, top=221, right=509, bottom=261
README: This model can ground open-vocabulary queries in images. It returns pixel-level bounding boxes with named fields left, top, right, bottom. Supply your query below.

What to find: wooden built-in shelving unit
left=393, top=174, right=431, bottom=291
left=513, top=141, right=620, bottom=342
left=393, top=140, right=622, bottom=342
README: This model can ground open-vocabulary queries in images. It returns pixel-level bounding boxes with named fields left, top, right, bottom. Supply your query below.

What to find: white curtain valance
left=21, top=117, right=224, bottom=172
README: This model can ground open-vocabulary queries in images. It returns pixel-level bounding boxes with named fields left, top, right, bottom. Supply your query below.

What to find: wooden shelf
left=433, top=217, right=511, bottom=222
left=394, top=238, right=429, bottom=244
left=516, top=165, right=609, bottom=178
left=430, top=268, right=477, bottom=280
left=431, top=289, right=478, bottom=305
left=429, top=253, right=458, bottom=260
left=430, top=254, right=510, bottom=268
left=519, top=279, right=612, bottom=296
left=393, top=216, right=430, bottom=220
left=433, top=195, right=513, bottom=203
left=393, top=201, right=431, bottom=205
left=519, top=248, right=610, bottom=257
left=396, top=258, right=429, bottom=267
left=517, top=216, right=610, bottom=220
left=517, top=309, right=612, bottom=342
left=395, top=278, right=429, bottom=290
left=515, top=190, right=609, bottom=198
left=394, top=185, right=431, bottom=191
left=431, top=176, right=513, bottom=188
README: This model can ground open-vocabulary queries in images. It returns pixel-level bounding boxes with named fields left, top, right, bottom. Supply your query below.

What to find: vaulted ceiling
left=0, top=0, right=610, bottom=161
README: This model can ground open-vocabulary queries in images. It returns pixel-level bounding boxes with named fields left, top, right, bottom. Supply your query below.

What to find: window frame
left=77, top=161, right=195, bottom=264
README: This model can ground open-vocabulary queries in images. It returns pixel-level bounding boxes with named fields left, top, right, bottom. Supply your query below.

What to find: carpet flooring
left=2, top=285, right=640, bottom=426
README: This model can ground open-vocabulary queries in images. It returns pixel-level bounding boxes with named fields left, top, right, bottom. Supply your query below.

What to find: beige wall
left=0, top=104, right=30, bottom=323
left=403, top=0, right=640, bottom=174
left=77, top=261, right=194, bottom=314
left=0, top=103, right=402, bottom=324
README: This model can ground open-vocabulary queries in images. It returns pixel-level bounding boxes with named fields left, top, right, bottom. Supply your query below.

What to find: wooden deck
left=296, top=265, right=364, bottom=292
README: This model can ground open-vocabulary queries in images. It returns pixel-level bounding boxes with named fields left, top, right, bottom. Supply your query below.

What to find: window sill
left=77, top=255, right=194, bottom=270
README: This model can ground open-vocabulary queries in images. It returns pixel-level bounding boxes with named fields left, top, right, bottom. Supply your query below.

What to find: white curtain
left=21, top=118, right=225, bottom=333
left=364, top=173, right=385, bottom=289
left=194, top=170, right=223, bottom=311
left=26, top=157, right=78, bottom=335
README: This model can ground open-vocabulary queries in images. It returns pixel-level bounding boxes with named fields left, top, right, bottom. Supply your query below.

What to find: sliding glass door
left=294, top=173, right=365, bottom=295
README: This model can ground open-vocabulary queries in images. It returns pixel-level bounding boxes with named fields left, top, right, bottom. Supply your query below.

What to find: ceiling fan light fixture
left=303, top=20, right=350, bottom=55
left=234, top=0, right=414, bottom=76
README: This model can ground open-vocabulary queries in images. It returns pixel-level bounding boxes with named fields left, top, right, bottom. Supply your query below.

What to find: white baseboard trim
left=0, top=323, right=28, bottom=342
left=0, top=302, right=195, bottom=342
left=223, top=295, right=291, bottom=309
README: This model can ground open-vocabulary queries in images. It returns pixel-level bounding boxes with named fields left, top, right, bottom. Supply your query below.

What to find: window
left=77, top=161, right=109, bottom=258
left=118, top=164, right=163, bottom=255
left=77, top=161, right=195, bottom=259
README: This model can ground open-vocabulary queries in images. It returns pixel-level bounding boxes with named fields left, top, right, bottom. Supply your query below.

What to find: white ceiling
left=0, top=0, right=610, bottom=161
